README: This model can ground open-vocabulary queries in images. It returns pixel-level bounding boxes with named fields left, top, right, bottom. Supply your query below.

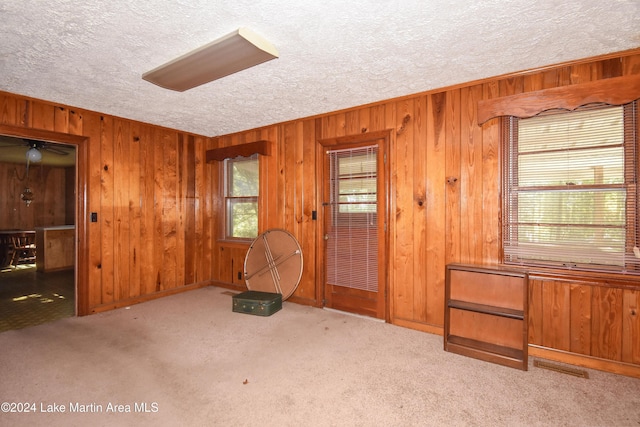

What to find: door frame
left=315, top=130, right=391, bottom=321
left=0, top=124, right=89, bottom=315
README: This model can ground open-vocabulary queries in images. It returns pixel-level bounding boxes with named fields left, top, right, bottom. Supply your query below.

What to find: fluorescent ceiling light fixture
left=142, top=27, right=279, bottom=92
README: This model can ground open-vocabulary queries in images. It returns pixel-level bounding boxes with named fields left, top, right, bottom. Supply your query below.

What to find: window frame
left=502, top=101, right=639, bottom=274
left=328, top=146, right=378, bottom=228
left=223, top=153, right=259, bottom=241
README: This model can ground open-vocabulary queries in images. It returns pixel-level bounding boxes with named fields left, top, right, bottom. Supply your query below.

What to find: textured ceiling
left=1, top=1, right=639, bottom=137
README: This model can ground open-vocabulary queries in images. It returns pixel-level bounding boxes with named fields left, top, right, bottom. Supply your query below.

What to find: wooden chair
left=10, top=232, right=36, bottom=267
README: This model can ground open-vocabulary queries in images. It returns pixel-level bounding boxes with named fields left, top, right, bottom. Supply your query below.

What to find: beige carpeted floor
left=1, top=286, right=639, bottom=427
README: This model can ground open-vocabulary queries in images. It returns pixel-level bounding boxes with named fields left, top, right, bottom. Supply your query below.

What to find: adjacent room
left=1, top=1, right=639, bottom=425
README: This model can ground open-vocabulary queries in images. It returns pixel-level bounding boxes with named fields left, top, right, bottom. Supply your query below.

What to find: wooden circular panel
left=244, top=229, right=303, bottom=300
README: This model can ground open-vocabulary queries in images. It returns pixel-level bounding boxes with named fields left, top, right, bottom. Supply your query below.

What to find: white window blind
left=503, top=102, right=639, bottom=273
left=326, top=145, right=378, bottom=292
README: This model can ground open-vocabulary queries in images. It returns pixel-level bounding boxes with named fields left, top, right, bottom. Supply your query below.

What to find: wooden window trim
left=206, top=140, right=271, bottom=162
left=478, top=74, right=640, bottom=125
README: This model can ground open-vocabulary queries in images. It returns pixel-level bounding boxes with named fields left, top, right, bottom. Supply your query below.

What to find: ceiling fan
left=0, top=137, right=71, bottom=163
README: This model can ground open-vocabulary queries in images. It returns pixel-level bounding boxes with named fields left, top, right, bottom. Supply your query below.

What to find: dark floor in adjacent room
left=0, top=264, right=74, bottom=332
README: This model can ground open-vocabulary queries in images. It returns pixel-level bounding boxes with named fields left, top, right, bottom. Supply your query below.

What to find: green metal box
left=232, top=290, right=282, bottom=316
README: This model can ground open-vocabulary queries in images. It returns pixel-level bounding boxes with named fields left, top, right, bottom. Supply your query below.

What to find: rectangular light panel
left=142, top=27, right=278, bottom=92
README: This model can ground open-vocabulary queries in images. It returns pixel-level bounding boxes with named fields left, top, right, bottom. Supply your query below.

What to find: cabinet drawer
left=448, top=308, right=524, bottom=350
left=449, top=269, right=524, bottom=311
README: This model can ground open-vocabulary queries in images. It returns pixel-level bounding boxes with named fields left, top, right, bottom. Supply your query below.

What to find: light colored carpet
left=1, top=286, right=639, bottom=427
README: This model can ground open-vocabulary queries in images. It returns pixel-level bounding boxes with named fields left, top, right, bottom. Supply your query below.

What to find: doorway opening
left=0, top=134, right=77, bottom=332
left=318, top=131, right=389, bottom=321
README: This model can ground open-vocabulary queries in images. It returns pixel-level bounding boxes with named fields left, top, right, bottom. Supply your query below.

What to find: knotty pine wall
left=0, top=94, right=214, bottom=314
left=211, top=49, right=640, bottom=376
left=0, top=162, right=72, bottom=229
left=1, top=48, right=639, bottom=377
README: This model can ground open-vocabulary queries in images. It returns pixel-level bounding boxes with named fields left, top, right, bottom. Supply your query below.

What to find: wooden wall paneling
left=257, top=130, right=277, bottom=231
left=591, top=286, right=623, bottom=361
left=84, top=112, right=103, bottom=312
left=528, top=278, right=544, bottom=345
left=460, top=84, right=484, bottom=264
left=66, top=109, right=83, bottom=226
left=161, top=130, right=178, bottom=290
left=445, top=89, right=461, bottom=265
left=392, top=99, right=415, bottom=321
left=217, top=245, right=231, bottom=285
left=199, top=135, right=214, bottom=284
left=128, top=123, right=142, bottom=298
left=152, top=128, right=166, bottom=292
left=188, top=134, right=201, bottom=284
left=369, top=104, right=387, bottom=133
left=541, top=280, right=571, bottom=351
left=622, top=54, right=640, bottom=75
left=0, top=164, right=68, bottom=229
left=0, top=93, right=19, bottom=125
left=296, top=118, right=317, bottom=303
left=0, top=164, right=11, bottom=228
left=322, top=112, right=346, bottom=139
left=3, top=164, right=22, bottom=229
left=175, top=133, right=187, bottom=290
left=358, top=107, right=372, bottom=134
left=100, top=115, right=115, bottom=304
left=383, top=101, right=397, bottom=320
left=30, top=102, right=55, bottom=131
left=271, top=126, right=285, bottom=231
left=569, top=63, right=599, bottom=85
left=622, top=289, right=640, bottom=364
left=68, top=109, right=83, bottom=136
left=41, top=166, right=66, bottom=225
left=412, top=96, right=428, bottom=323
left=480, top=81, right=500, bottom=264
left=54, top=106, right=69, bottom=132
left=211, top=134, right=228, bottom=285
left=138, top=124, right=155, bottom=296
left=425, top=92, right=447, bottom=327
left=113, top=118, right=131, bottom=301
left=344, top=109, right=361, bottom=135
left=498, top=76, right=524, bottom=97
left=570, top=283, right=592, bottom=355
left=282, top=122, right=298, bottom=233
left=601, top=58, right=624, bottom=79
left=208, top=137, right=222, bottom=283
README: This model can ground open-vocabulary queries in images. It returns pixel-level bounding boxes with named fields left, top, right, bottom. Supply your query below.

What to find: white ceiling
left=1, top=1, right=639, bottom=137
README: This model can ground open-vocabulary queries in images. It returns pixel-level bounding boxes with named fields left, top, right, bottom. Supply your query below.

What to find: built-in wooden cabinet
left=35, top=225, right=75, bottom=272
left=444, top=264, right=528, bottom=370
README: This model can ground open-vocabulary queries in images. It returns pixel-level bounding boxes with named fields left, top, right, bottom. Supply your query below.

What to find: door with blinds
left=321, top=136, right=387, bottom=320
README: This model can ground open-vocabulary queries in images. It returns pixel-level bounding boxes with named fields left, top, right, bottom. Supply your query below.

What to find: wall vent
left=533, top=360, right=589, bottom=378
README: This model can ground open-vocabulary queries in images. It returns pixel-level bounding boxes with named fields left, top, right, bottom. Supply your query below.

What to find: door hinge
left=384, top=153, right=387, bottom=163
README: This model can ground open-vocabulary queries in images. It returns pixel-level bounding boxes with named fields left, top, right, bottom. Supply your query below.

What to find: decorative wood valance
left=477, top=74, right=640, bottom=125
left=206, top=140, right=271, bottom=162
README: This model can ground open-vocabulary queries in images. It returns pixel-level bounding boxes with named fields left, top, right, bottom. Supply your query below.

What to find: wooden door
left=320, top=134, right=387, bottom=320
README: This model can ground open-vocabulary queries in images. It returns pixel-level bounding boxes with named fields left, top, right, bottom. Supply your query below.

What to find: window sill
left=217, top=239, right=252, bottom=249
left=502, top=263, right=640, bottom=288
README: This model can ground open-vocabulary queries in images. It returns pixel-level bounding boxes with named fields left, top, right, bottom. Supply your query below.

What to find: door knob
left=324, top=234, right=329, bottom=240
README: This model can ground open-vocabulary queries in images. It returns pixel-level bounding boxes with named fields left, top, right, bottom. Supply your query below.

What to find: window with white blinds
left=503, top=102, right=639, bottom=273
left=326, top=145, right=378, bottom=292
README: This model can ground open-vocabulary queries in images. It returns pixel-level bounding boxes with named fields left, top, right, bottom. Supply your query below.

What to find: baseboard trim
left=89, top=280, right=215, bottom=314
left=529, top=345, right=640, bottom=379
